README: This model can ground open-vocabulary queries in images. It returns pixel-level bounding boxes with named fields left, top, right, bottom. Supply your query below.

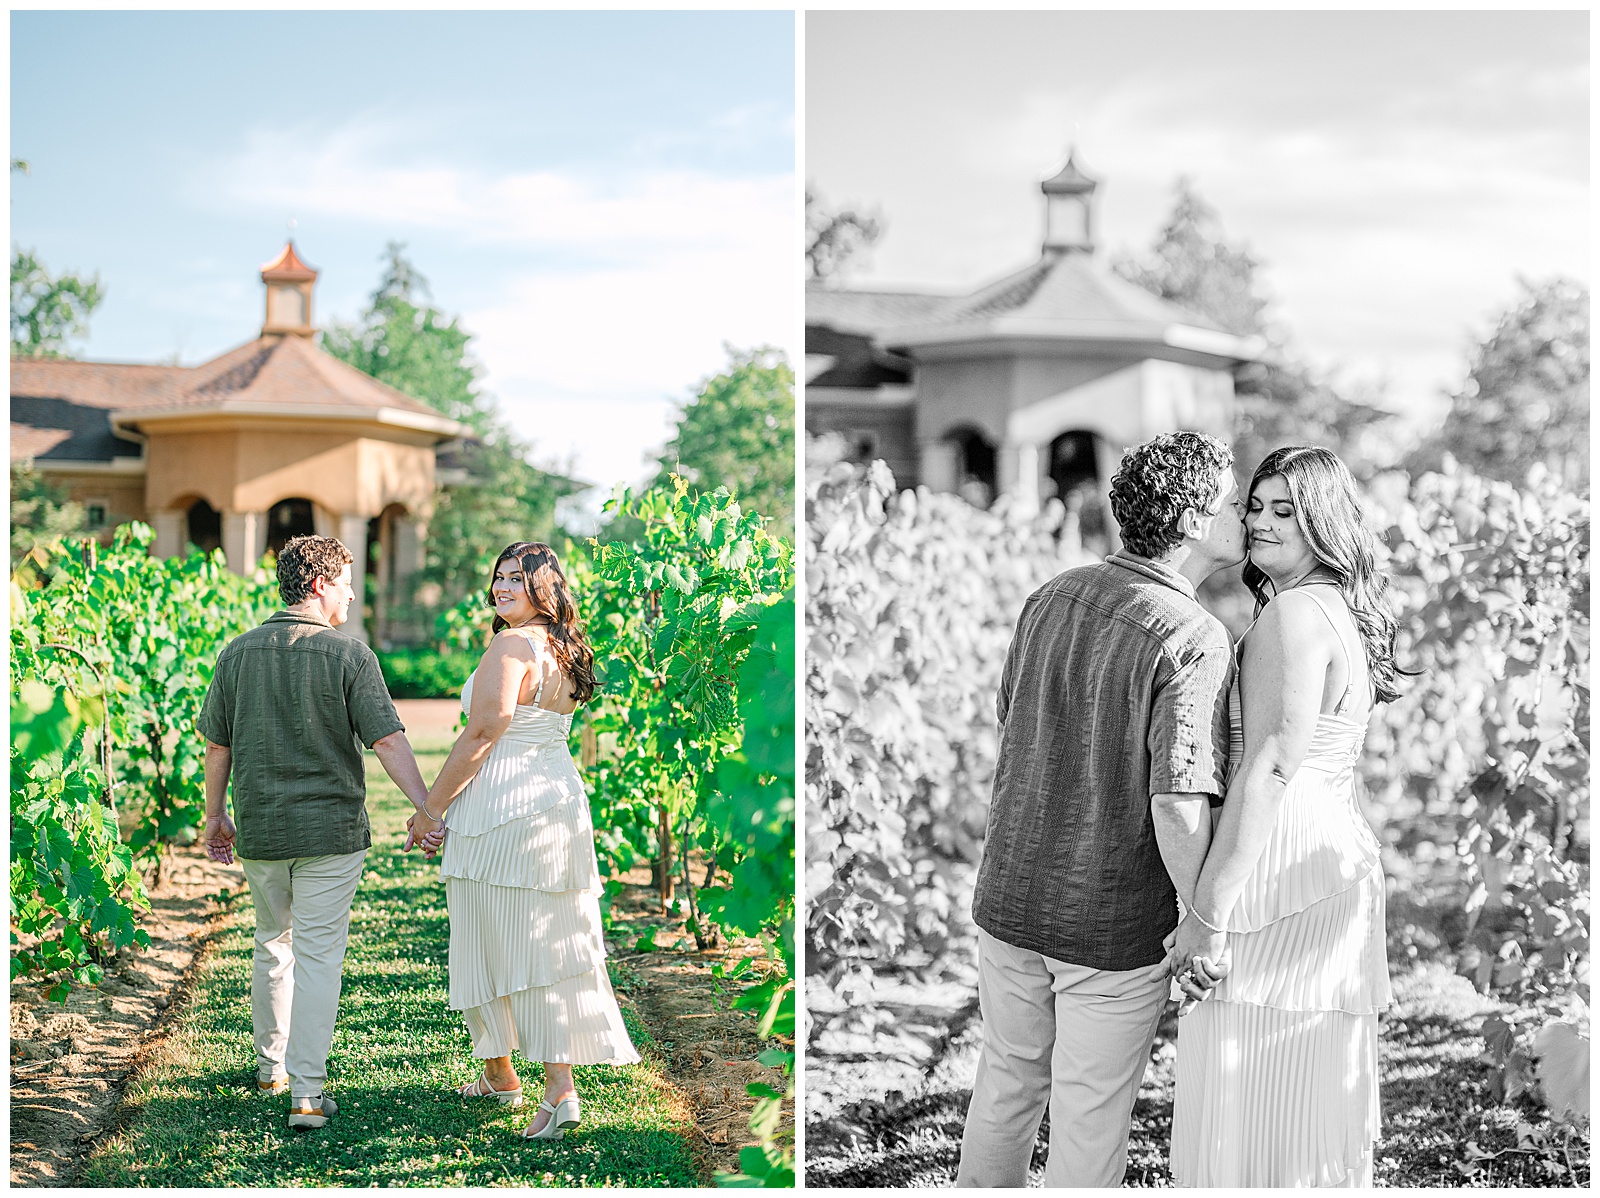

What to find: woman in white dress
left=409, top=541, right=639, bottom=1140
left=1163, top=447, right=1400, bottom=1187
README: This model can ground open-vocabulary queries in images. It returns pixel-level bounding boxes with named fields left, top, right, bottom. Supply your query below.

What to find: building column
left=313, top=503, right=338, bottom=539
left=221, top=510, right=266, bottom=576
left=920, top=439, right=960, bottom=494
left=1002, top=440, right=1041, bottom=516
left=152, top=510, right=184, bottom=560
left=338, top=513, right=369, bottom=643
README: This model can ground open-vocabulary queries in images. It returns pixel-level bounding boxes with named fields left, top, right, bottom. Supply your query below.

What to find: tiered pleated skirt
left=1170, top=717, right=1390, bottom=1188
left=439, top=689, right=639, bottom=1067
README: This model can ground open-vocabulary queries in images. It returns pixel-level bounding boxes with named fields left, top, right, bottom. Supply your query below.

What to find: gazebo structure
left=10, top=243, right=467, bottom=643
left=806, top=152, right=1264, bottom=545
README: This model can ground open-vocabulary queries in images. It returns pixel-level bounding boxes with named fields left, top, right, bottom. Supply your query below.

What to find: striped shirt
left=971, top=551, right=1234, bottom=970
left=198, top=611, right=403, bottom=860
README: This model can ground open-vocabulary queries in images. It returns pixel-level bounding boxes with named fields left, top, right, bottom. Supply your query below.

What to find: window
left=845, top=429, right=880, bottom=462
left=269, top=284, right=306, bottom=327
left=85, top=502, right=108, bottom=531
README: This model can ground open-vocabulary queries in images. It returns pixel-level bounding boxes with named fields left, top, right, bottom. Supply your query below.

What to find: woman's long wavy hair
left=485, top=542, right=596, bottom=704
left=1242, top=446, right=1408, bottom=704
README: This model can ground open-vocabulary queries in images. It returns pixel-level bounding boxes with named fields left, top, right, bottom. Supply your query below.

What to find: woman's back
left=497, top=625, right=579, bottom=715
left=1173, top=582, right=1390, bottom=1187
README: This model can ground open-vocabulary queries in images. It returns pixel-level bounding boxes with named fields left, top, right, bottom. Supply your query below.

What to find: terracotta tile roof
left=260, top=241, right=318, bottom=281
left=11, top=336, right=460, bottom=463
left=163, top=334, right=444, bottom=418
left=11, top=360, right=185, bottom=462
left=11, top=358, right=190, bottom=409
left=9, top=423, right=74, bottom=462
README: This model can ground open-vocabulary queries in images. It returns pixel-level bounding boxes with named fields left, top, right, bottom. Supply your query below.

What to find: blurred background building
left=806, top=154, right=1261, bottom=547
left=10, top=244, right=468, bottom=643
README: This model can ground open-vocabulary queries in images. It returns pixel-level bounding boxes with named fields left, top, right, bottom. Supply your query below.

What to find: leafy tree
left=10, top=462, right=84, bottom=574
left=10, top=249, right=104, bottom=359
left=806, top=187, right=882, bottom=284
left=1115, top=179, right=1395, bottom=479
left=1407, top=278, right=1589, bottom=489
left=1113, top=178, right=1267, bottom=339
left=322, top=243, right=580, bottom=624
left=652, top=347, right=796, bottom=536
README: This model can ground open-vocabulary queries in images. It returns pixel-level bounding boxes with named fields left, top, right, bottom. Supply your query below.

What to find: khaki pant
left=239, top=850, right=367, bottom=1099
left=957, top=929, right=1169, bottom=1188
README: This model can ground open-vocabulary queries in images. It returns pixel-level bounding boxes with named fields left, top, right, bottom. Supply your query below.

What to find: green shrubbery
left=10, top=526, right=279, bottom=995
left=374, top=646, right=478, bottom=699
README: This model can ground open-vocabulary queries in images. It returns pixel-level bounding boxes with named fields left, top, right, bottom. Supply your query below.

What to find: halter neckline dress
left=438, top=657, right=639, bottom=1066
left=1170, top=585, right=1391, bottom=1188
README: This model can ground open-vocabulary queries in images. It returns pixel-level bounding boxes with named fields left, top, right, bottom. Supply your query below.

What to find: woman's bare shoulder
left=1246, top=589, right=1336, bottom=658
left=484, top=625, right=547, bottom=661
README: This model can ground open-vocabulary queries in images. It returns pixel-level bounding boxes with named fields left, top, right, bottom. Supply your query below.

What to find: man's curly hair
left=277, top=535, right=354, bottom=605
left=1108, top=431, right=1234, bottom=559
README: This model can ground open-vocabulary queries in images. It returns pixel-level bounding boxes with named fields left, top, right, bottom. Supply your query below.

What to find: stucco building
left=10, top=243, right=467, bottom=643
left=806, top=154, right=1262, bottom=546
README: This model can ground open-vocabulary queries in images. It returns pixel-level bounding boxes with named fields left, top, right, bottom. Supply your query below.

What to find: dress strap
left=1296, top=586, right=1359, bottom=716
left=514, top=625, right=573, bottom=712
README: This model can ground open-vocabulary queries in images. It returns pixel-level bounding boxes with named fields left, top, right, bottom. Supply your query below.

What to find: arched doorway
left=186, top=498, right=222, bottom=556
left=1048, top=430, right=1111, bottom=555
left=366, top=503, right=421, bottom=648
left=945, top=425, right=998, bottom=508
left=266, top=497, right=317, bottom=557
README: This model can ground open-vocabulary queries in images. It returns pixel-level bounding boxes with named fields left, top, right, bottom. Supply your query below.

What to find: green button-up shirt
left=198, top=611, right=403, bottom=860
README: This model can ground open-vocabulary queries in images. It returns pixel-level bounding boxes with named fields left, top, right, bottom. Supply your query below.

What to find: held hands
left=1145, top=912, right=1231, bottom=1016
left=204, top=814, right=237, bottom=865
left=404, top=805, right=446, bottom=857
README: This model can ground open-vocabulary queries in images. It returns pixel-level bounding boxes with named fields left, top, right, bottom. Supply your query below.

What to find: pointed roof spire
left=261, top=241, right=318, bottom=283
left=1041, top=149, right=1098, bottom=196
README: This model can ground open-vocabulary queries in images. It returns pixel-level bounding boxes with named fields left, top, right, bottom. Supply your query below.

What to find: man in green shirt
left=200, top=534, right=438, bottom=1130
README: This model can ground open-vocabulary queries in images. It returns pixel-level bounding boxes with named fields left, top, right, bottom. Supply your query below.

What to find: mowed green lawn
left=84, top=747, right=701, bottom=1188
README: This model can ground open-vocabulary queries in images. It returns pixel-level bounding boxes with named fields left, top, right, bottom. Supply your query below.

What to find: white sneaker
left=288, top=1092, right=338, bottom=1130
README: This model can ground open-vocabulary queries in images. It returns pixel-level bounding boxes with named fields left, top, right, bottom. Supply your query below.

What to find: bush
left=375, top=646, right=478, bottom=699
left=804, top=450, right=1087, bottom=991
left=11, top=527, right=279, bottom=996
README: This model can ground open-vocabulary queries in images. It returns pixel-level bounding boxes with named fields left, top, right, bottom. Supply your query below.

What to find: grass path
left=83, top=747, right=702, bottom=1188
left=805, top=962, right=1590, bottom=1188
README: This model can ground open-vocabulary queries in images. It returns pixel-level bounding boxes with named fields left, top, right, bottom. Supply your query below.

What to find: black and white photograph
left=804, top=9, right=1588, bottom=1188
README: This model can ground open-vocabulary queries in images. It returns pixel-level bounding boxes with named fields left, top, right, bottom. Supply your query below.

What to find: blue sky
left=12, top=10, right=796, bottom=515
left=808, top=10, right=1587, bottom=434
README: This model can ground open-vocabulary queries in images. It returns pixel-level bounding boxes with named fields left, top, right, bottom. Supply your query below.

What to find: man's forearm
left=204, top=742, right=232, bottom=818
left=372, top=733, right=430, bottom=810
left=1150, top=792, right=1213, bottom=907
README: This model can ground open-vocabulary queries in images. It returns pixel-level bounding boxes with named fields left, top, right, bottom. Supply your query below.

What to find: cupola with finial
left=260, top=241, right=318, bottom=337
left=1040, top=150, right=1098, bottom=258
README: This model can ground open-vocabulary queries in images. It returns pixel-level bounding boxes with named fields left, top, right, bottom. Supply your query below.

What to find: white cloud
left=200, top=113, right=797, bottom=495
left=205, top=114, right=792, bottom=256
left=473, top=236, right=794, bottom=495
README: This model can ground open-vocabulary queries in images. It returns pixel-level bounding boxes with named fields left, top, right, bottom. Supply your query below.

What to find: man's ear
left=1178, top=507, right=1205, bottom=539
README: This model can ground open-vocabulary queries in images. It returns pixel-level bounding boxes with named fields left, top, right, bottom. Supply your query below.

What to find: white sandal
left=522, top=1095, right=581, bottom=1140
left=457, top=1070, right=524, bottom=1107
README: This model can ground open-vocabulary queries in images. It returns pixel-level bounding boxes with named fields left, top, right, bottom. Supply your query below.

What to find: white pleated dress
left=1171, top=589, right=1391, bottom=1188
left=440, top=673, right=640, bottom=1066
